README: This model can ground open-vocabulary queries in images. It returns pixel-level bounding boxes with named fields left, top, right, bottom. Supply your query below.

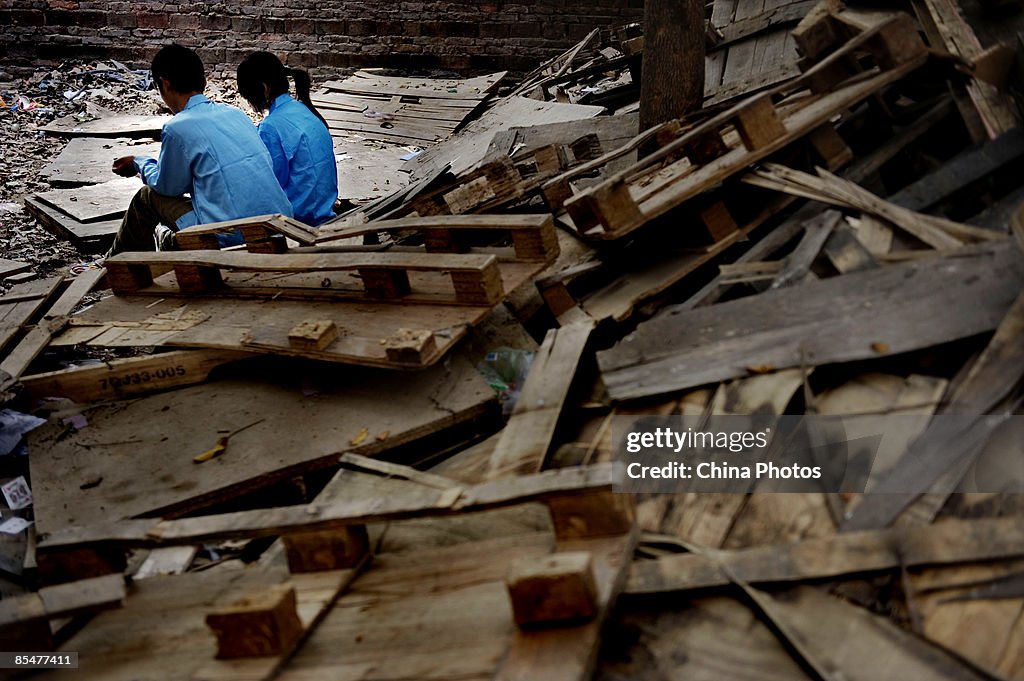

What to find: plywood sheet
left=35, top=178, right=141, bottom=222
left=28, top=353, right=496, bottom=534
left=40, top=137, right=162, bottom=187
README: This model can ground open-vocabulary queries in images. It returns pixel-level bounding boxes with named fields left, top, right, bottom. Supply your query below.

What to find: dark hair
left=236, top=51, right=327, bottom=128
left=151, top=43, right=206, bottom=94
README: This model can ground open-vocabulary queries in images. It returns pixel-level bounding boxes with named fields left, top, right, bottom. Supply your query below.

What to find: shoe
left=155, top=225, right=178, bottom=251
left=69, top=258, right=105, bottom=276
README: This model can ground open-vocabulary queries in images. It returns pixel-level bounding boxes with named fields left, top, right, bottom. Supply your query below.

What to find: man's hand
left=112, top=156, right=138, bottom=178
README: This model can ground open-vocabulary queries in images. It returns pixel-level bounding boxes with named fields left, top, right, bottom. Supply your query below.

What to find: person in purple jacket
left=236, top=52, right=339, bottom=227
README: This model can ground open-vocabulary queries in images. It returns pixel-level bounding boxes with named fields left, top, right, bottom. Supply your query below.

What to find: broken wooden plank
left=0, top=259, right=31, bottom=280
left=841, top=285, right=1024, bottom=531
left=40, top=137, right=162, bottom=186
left=769, top=209, right=840, bottom=288
left=0, top=277, right=64, bottom=355
left=744, top=584, right=993, bottom=681
left=887, top=127, right=1024, bottom=213
left=485, top=321, right=595, bottom=480
left=599, top=240, right=1023, bottom=401
left=0, top=574, right=125, bottom=628
left=37, top=464, right=616, bottom=552
left=20, top=349, right=252, bottom=404
left=626, top=515, right=1024, bottom=595
left=28, top=354, right=496, bottom=535
left=175, top=214, right=318, bottom=251
left=34, top=177, right=141, bottom=222
left=40, top=112, right=169, bottom=138
left=24, top=195, right=121, bottom=249
left=0, top=268, right=106, bottom=392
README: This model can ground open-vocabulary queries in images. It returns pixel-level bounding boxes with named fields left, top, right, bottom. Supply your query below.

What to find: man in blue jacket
left=106, top=44, right=293, bottom=255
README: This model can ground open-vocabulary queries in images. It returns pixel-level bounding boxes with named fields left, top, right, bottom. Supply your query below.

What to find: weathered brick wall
left=0, top=0, right=643, bottom=78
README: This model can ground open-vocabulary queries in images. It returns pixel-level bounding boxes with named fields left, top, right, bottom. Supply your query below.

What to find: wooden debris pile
left=3, top=1, right=1024, bottom=679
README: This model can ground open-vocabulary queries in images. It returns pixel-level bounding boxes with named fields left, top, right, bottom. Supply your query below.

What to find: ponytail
left=287, top=68, right=328, bottom=130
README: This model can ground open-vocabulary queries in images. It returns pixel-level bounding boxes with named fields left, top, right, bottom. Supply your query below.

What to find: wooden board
left=322, top=70, right=506, bottom=101
left=0, top=259, right=31, bottom=280
left=20, top=349, right=253, bottom=405
left=626, top=516, right=1024, bottom=595
left=38, top=464, right=616, bottom=551
left=601, top=595, right=813, bottom=681
left=24, top=196, right=121, bottom=249
left=0, top=277, right=63, bottom=355
left=34, top=177, right=141, bottom=223
left=40, top=113, right=169, bottom=138
left=402, top=97, right=606, bottom=179
left=333, top=141, right=412, bottom=203
left=60, top=261, right=540, bottom=368
left=599, top=240, right=1024, bottom=401
left=40, top=137, right=162, bottom=186
left=28, top=352, right=496, bottom=534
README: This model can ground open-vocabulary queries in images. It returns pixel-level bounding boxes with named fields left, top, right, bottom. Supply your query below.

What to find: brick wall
left=0, top=0, right=644, bottom=78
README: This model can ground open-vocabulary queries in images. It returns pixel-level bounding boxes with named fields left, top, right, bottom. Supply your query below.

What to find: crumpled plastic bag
left=477, top=348, right=535, bottom=415
left=0, top=409, right=47, bottom=456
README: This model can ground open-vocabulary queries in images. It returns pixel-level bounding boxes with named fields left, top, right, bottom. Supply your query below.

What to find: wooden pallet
left=316, top=214, right=560, bottom=263
left=544, top=14, right=928, bottom=241
left=404, top=138, right=596, bottom=217
left=104, top=250, right=505, bottom=307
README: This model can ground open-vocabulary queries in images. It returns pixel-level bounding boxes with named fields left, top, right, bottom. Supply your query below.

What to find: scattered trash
left=477, top=348, right=535, bottom=414
left=1, top=476, right=32, bottom=510
left=0, top=409, right=46, bottom=456
left=0, top=516, right=32, bottom=535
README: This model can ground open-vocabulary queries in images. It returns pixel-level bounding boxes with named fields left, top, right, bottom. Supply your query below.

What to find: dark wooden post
left=639, top=0, right=706, bottom=133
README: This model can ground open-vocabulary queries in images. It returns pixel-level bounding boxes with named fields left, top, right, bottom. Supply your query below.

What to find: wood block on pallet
left=450, top=259, right=504, bottom=305
left=546, top=491, right=636, bottom=540
left=542, top=179, right=574, bottom=213
left=510, top=217, right=560, bottom=262
left=246, top=234, right=288, bottom=254
left=808, top=124, right=854, bottom=169
left=792, top=0, right=844, bottom=59
left=574, top=180, right=644, bottom=235
left=506, top=551, right=598, bottom=628
left=288, top=320, right=339, bottom=352
left=282, top=525, right=369, bottom=573
left=685, top=129, right=730, bottom=165
left=105, top=262, right=154, bottom=294
left=867, top=14, right=927, bottom=68
left=423, top=228, right=470, bottom=254
left=358, top=267, right=412, bottom=299
left=174, top=264, right=223, bottom=294
left=569, top=133, right=603, bottom=162
left=176, top=232, right=221, bottom=250
left=733, top=94, right=788, bottom=152
left=531, top=143, right=571, bottom=175
left=205, top=584, right=303, bottom=659
left=696, top=200, right=740, bottom=241
left=383, top=328, right=438, bottom=364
